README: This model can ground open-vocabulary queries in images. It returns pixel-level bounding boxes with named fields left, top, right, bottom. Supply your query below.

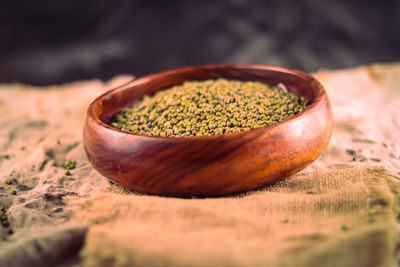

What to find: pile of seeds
left=1, top=206, right=9, bottom=228
left=111, top=79, right=308, bottom=137
left=62, top=159, right=76, bottom=176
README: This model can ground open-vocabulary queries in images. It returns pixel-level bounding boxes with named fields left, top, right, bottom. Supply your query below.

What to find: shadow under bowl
left=83, top=64, right=332, bottom=197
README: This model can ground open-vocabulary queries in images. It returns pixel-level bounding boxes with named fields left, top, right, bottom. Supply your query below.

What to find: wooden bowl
left=84, top=64, right=332, bottom=197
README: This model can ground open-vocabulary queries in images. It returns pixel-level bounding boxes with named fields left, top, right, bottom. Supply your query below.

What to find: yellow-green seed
left=368, top=209, right=376, bottom=216
left=62, top=160, right=76, bottom=170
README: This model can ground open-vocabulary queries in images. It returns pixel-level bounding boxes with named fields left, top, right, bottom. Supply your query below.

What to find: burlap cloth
left=0, top=63, right=400, bottom=266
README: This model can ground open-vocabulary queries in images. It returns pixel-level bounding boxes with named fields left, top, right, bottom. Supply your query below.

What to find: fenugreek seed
left=306, top=189, right=316, bottom=194
left=368, top=209, right=376, bottom=216
left=62, top=160, right=76, bottom=170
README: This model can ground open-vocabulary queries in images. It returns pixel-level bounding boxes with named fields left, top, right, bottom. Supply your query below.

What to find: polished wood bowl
left=84, top=64, right=332, bottom=197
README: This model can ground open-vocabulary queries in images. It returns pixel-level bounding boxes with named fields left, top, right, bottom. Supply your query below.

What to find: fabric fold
left=70, top=167, right=400, bottom=267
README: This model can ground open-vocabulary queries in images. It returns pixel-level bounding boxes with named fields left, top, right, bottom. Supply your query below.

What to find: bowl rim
left=87, top=63, right=328, bottom=140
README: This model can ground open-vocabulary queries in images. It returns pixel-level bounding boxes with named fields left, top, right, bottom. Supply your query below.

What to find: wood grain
left=83, top=64, right=333, bottom=197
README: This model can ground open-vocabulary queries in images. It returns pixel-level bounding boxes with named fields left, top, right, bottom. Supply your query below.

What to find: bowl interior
left=94, top=64, right=319, bottom=126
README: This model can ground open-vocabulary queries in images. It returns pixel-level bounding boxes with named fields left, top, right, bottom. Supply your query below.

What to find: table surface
left=0, top=63, right=399, bottom=266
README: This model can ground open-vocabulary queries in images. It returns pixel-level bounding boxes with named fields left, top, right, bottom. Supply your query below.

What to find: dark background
left=1, top=0, right=399, bottom=85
